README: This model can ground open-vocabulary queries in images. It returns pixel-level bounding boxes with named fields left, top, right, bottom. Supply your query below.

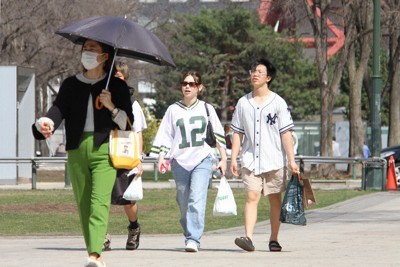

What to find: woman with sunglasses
left=150, top=71, right=227, bottom=252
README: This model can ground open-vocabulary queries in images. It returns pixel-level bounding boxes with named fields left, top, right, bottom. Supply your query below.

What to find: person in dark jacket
left=32, top=39, right=133, bottom=267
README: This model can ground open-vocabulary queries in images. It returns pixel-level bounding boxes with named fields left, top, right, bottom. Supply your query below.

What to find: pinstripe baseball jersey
left=231, top=92, right=294, bottom=175
left=150, top=99, right=225, bottom=171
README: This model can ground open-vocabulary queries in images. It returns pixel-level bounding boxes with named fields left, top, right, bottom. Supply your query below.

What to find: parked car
left=380, top=145, right=400, bottom=187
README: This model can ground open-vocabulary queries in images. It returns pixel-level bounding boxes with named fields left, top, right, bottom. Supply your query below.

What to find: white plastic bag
left=123, top=175, right=143, bottom=201
left=213, top=176, right=237, bottom=216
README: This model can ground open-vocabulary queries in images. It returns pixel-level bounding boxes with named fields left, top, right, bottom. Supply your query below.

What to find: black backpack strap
left=205, top=102, right=210, bottom=117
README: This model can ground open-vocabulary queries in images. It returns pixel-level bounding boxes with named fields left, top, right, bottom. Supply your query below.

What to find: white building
left=0, top=66, right=36, bottom=184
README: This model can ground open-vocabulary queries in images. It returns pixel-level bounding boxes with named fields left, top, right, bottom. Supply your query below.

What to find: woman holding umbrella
left=32, top=39, right=133, bottom=267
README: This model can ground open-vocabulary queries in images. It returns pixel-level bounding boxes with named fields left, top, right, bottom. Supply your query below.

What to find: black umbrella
left=56, top=16, right=175, bottom=109
left=56, top=15, right=175, bottom=67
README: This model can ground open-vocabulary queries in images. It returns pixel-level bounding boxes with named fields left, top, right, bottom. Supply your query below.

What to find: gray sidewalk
left=1, top=191, right=399, bottom=267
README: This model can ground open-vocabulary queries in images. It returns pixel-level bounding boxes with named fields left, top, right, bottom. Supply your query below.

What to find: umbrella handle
left=96, top=48, right=117, bottom=110
left=95, top=96, right=104, bottom=110
left=104, top=48, right=118, bottom=91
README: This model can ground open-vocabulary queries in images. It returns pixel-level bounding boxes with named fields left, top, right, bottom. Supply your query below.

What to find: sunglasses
left=181, top=81, right=197, bottom=87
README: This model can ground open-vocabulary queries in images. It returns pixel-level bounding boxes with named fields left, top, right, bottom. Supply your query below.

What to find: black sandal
left=269, top=240, right=282, bottom=252
left=235, top=236, right=255, bottom=252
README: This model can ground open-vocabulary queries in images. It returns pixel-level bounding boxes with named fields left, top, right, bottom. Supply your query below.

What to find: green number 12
left=176, top=116, right=206, bottom=149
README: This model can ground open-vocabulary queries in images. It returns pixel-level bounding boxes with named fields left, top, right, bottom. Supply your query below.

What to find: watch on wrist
left=111, top=108, right=119, bottom=116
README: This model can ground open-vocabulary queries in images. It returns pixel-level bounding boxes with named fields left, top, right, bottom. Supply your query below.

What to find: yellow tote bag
left=109, top=119, right=141, bottom=169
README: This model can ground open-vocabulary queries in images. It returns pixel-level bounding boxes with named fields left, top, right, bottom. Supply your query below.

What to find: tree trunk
left=303, top=0, right=353, bottom=177
left=221, top=73, right=230, bottom=122
left=387, top=25, right=400, bottom=146
left=388, top=58, right=400, bottom=147
left=348, top=61, right=366, bottom=175
left=347, top=0, right=372, bottom=177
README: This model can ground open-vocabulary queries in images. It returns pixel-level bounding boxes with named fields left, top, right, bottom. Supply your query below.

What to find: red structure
left=258, top=0, right=345, bottom=59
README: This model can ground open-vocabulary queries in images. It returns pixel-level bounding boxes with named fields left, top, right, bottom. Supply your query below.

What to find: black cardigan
left=32, top=75, right=133, bottom=150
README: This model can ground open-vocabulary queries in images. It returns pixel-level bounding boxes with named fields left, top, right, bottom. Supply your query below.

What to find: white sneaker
left=185, top=241, right=198, bottom=252
left=84, top=258, right=106, bottom=267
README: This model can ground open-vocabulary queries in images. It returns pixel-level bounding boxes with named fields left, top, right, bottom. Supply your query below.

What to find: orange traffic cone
left=386, top=155, right=398, bottom=191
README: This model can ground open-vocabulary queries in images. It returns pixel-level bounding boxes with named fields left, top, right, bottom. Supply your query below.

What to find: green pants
left=68, top=133, right=116, bottom=255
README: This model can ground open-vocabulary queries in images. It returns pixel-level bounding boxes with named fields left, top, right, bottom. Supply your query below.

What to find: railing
left=0, top=157, right=161, bottom=189
left=295, top=156, right=387, bottom=190
left=0, top=156, right=387, bottom=190
left=0, top=157, right=69, bottom=189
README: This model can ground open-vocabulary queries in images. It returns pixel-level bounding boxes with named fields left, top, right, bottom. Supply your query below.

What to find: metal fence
left=0, top=156, right=387, bottom=190
left=295, top=156, right=387, bottom=190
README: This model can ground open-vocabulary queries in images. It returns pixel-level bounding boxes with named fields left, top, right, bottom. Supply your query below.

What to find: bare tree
left=347, top=0, right=373, bottom=175
left=0, top=0, right=142, bottom=154
left=302, top=0, right=355, bottom=177
left=382, top=1, right=400, bottom=147
left=1, top=0, right=142, bottom=109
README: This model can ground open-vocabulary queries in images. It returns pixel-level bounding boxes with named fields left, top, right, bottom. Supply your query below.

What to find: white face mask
left=81, top=51, right=102, bottom=70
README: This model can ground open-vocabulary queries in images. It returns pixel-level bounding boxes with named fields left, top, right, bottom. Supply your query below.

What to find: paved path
left=1, top=192, right=399, bottom=267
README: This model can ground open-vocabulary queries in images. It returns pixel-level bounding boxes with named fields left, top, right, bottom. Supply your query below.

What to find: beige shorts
left=241, top=167, right=288, bottom=196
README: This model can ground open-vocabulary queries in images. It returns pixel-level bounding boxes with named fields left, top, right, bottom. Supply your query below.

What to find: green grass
left=142, top=170, right=174, bottom=182
left=0, top=188, right=372, bottom=236
left=36, top=169, right=173, bottom=183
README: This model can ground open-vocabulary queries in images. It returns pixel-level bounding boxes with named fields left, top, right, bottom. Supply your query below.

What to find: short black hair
left=249, top=58, right=276, bottom=85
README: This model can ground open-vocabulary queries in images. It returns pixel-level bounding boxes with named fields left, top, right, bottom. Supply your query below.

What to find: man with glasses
left=230, top=58, right=299, bottom=252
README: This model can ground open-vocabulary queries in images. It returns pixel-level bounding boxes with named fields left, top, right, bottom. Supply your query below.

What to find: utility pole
left=370, top=0, right=383, bottom=189
left=371, top=0, right=381, bottom=157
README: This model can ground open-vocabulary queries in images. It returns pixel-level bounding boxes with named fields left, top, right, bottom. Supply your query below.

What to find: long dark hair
left=181, top=71, right=204, bottom=98
left=98, top=42, right=116, bottom=75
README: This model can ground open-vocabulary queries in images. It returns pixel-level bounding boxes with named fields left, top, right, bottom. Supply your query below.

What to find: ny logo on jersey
left=266, top=113, right=278, bottom=125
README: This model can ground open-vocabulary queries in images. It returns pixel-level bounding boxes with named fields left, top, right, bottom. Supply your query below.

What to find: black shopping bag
left=111, top=169, right=137, bottom=205
left=280, top=172, right=307, bottom=225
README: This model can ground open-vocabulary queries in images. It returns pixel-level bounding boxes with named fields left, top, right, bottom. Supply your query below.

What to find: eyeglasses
left=181, top=81, right=197, bottom=87
left=249, top=70, right=267, bottom=76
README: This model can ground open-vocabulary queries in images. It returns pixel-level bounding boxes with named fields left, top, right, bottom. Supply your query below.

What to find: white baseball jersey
left=231, top=92, right=294, bottom=175
left=150, top=99, right=225, bottom=171
left=132, top=100, right=147, bottom=133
